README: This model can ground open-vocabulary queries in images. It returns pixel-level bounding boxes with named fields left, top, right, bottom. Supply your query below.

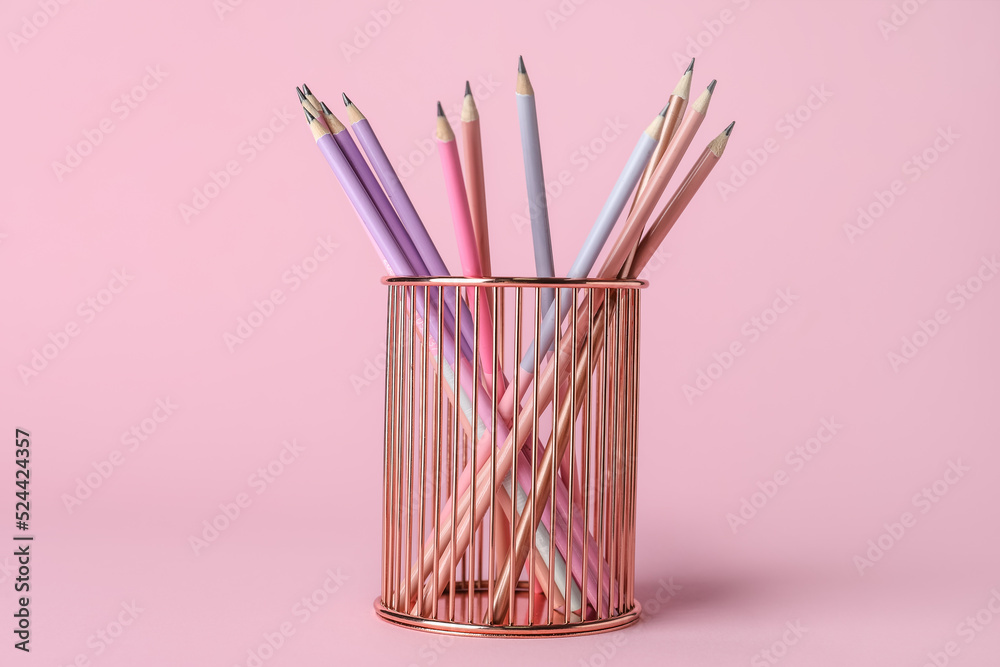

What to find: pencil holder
left=375, top=276, right=645, bottom=637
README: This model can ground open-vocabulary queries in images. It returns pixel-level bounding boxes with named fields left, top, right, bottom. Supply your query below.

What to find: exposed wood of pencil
left=516, top=56, right=534, bottom=96
left=435, top=111, right=455, bottom=142
left=319, top=101, right=347, bottom=134
left=298, top=87, right=328, bottom=131
left=343, top=93, right=366, bottom=124
left=302, top=83, right=324, bottom=119
left=305, top=109, right=329, bottom=140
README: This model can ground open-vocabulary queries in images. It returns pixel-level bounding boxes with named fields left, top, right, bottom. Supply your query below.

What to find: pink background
left=3, top=0, right=999, bottom=665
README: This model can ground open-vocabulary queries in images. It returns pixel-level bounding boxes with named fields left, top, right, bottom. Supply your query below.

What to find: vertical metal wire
left=449, top=286, right=460, bottom=622
left=528, top=288, right=541, bottom=626
left=547, top=286, right=560, bottom=625
left=415, top=286, right=429, bottom=620
left=468, top=286, right=480, bottom=621
left=403, top=285, right=415, bottom=616
left=392, top=285, right=406, bottom=611
left=509, top=286, right=522, bottom=626
left=381, top=285, right=396, bottom=606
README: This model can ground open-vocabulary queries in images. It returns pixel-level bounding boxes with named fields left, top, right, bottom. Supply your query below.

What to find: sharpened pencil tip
left=320, top=101, right=332, bottom=114
left=707, top=79, right=717, bottom=93
left=465, top=80, right=472, bottom=97
left=518, top=55, right=526, bottom=74
left=686, top=58, right=694, bottom=74
left=304, top=108, right=315, bottom=122
left=436, top=101, right=445, bottom=117
left=342, top=92, right=352, bottom=107
left=302, top=83, right=313, bottom=96
left=296, top=87, right=306, bottom=102
left=724, top=121, right=735, bottom=136
left=659, top=102, right=670, bottom=116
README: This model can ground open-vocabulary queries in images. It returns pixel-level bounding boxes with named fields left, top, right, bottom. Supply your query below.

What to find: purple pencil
left=315, top=100, right=478, bottom=363
left=342, top=94, right=450, bottom=277
left=306, top=110, right=410, bottom=276
left=319, top=101, right=429, bottom=275
left=341, top=94, right=480, bottom=368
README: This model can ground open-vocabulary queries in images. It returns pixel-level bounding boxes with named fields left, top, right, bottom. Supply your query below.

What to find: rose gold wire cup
left=374, top=276, right=645, bottom=637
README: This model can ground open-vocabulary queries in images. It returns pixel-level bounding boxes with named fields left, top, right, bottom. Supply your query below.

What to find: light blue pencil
left=516, top=56, right=555, bottom=313
left=516, top=106, right=668, bottom=375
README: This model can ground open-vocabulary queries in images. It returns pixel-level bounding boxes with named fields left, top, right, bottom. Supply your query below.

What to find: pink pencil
left=435, top=102, right=501, bottom=390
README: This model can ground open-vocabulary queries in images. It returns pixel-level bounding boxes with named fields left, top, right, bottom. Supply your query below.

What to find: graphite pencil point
left=437, top=101, right=445, bottom=117
left=685, top=58, right=695, bottom=74
left=465, top=80, right=472, bottom=96
left=707, top=79, right=717, bottom=93
left=724, top=121, right=735, bottom=136
left=342, top=92, right=352, bottom=106
left=518, top=55, right=526, bottom=74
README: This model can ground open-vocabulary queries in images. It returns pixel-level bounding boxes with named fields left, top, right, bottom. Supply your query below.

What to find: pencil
left=516, top=56, right=556, bottom=312
left=512, top=106, right=667, bottom=380
left=619, top=62, right=693, bottom=275
left=422, top=99, right=688, bottom=612
left=297, top=86, right=327, bottom=131
left=322, top=101, right=430, bottom=276
left=632, top=59, right=693, bottom=205
left=435, top=102, right=501, bottom=388
left=491, top=121, right=735, bottom=619
left=310, top=101, right=582, bottom=612
left=314, top=97, right=587, bottom=610
left=342, top=94, right=450, bottom=277
left=303, top=109, right=577, bottom=612
left=498, top=83, right=715, bottom=421
left=630, top=122, right=734, bottom=273
left=461, top=81, right=492, bottom=277
left=301, top=83, right=325, bottom=120
left=342, top=93, right=480, bottom=358
left=596, top=80, right=716, bottom=283
left=305, top=110, right=405, bottom=275
left=436, top=84, right=722, bottom=615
